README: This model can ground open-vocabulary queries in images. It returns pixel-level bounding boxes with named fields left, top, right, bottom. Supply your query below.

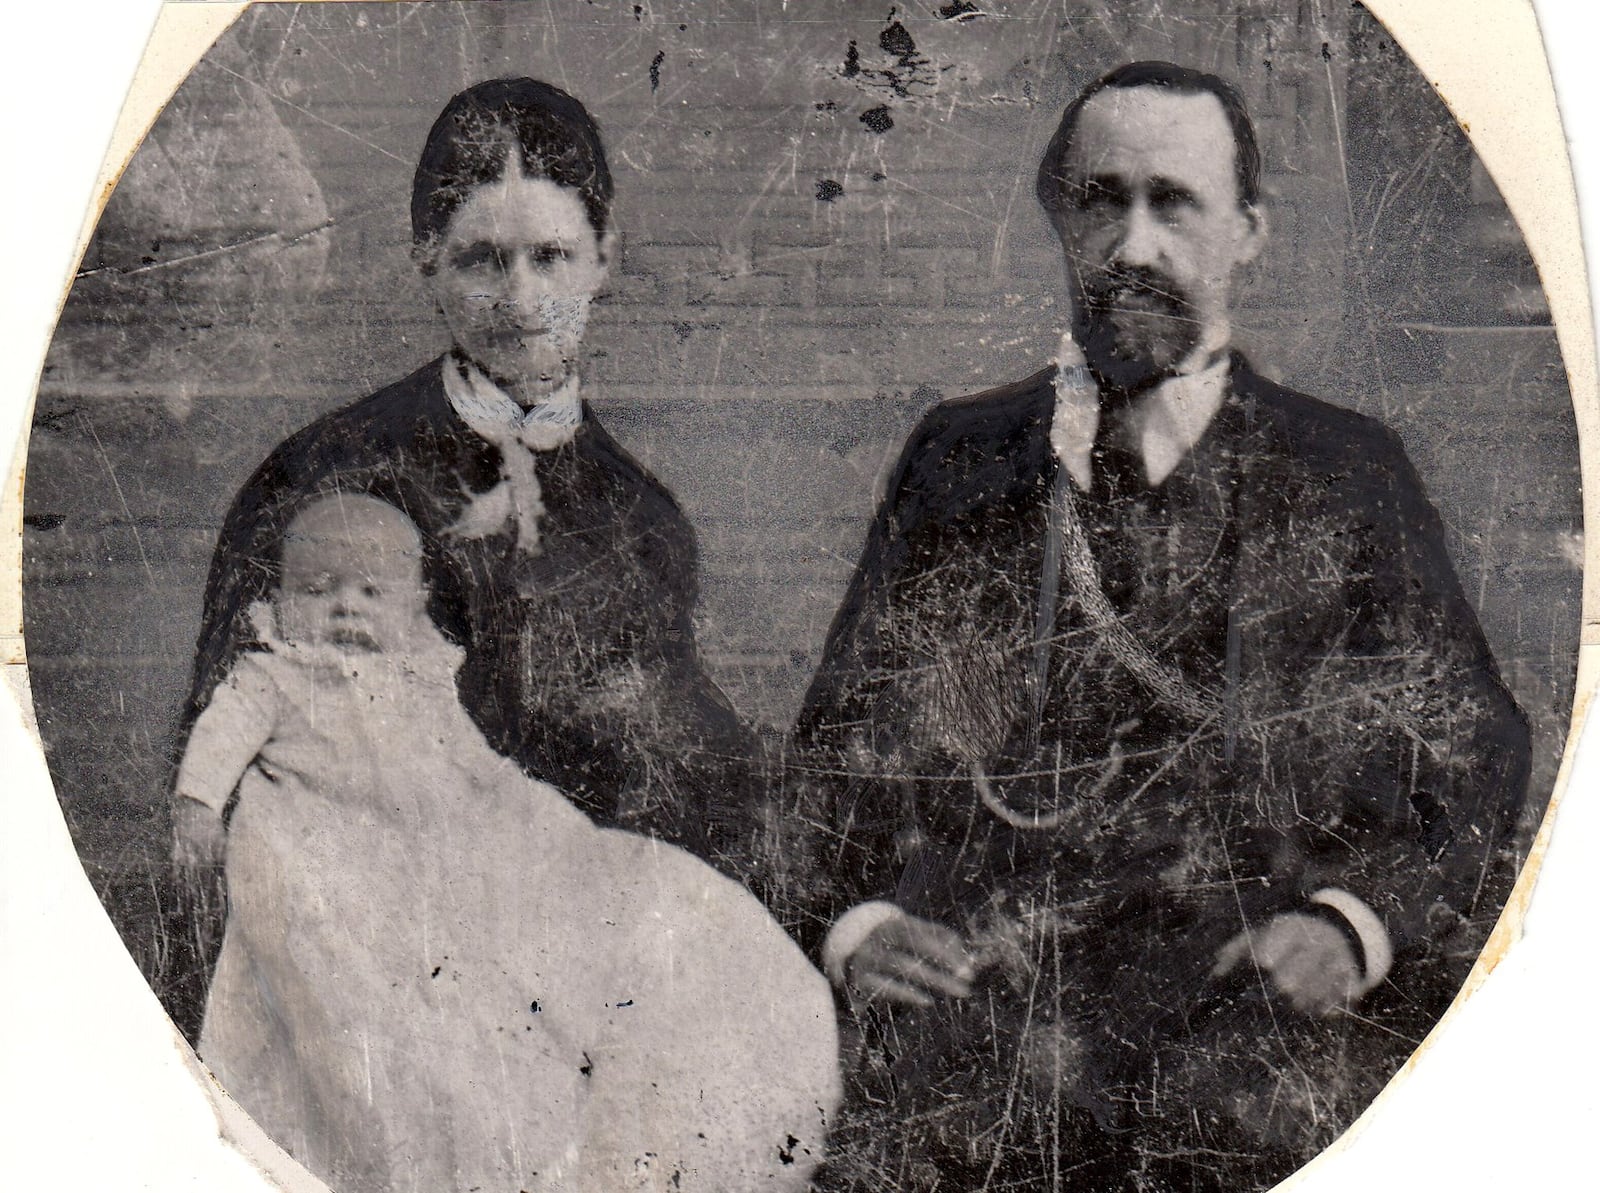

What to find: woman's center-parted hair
left=411, top=77, right=615, bottom=264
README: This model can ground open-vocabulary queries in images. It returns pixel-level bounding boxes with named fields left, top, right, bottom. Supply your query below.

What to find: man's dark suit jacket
left=791, top=356, right=1530, bottom=1191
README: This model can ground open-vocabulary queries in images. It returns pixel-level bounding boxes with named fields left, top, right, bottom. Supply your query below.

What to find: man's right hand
left=845, top=912, right=976, bottom=1008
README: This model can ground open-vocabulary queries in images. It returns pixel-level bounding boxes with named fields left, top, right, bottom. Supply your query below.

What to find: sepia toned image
left=7, top=1, right=1594, bottom=1190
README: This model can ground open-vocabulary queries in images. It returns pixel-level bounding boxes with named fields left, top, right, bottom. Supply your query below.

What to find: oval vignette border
left=2, top=2, right=1596, bottom=1190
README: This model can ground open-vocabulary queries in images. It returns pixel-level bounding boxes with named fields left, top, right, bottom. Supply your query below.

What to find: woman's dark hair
left=411, top=77, right=614, bottom=258
left=1036, top=61, right=1261, bottom=214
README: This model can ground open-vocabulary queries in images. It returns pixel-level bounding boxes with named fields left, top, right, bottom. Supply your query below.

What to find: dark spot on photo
left=859, top=106, right=893, bottom=134
left=879, top=20, right=916, bottom=63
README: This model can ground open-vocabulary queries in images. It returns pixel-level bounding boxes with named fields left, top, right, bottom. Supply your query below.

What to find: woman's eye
left=362, top=585, right=382, bottom=599
left=449, top=242, right=502, bottom=271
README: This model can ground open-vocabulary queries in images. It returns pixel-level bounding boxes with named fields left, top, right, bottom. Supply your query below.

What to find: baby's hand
left=171, top=798, right=227, bottom=874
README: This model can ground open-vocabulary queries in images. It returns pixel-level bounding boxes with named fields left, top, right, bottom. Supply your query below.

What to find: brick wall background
left=23, top=1, right=1580, bottom=926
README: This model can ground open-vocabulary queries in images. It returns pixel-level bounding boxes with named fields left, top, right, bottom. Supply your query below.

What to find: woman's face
left=423, top=172, right=611, bottom=401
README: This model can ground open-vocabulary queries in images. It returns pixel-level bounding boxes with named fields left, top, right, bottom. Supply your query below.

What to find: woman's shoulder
left=258, top=357, right=453, bottom=482
left=573, top=409, right=692, bottom=530
left=213, top=358, right=464, bottom=554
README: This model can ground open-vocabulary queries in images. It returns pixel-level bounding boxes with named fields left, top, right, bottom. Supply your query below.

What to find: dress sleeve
left=173, top=655, right=282, bottom=814
left=616, top=486, right=762, bottom=872
left=180, top=447, right=302, bottom=743
left=656, top=496, right=747, bottom=749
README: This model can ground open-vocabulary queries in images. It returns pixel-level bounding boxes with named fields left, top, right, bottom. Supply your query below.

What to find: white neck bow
left=441, top=356, right=582, bottom=553
left=443, top=355, right=583, bottom=452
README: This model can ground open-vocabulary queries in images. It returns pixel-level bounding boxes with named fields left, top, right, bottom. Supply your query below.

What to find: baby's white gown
left=196, top=624, right=838, bottom=1192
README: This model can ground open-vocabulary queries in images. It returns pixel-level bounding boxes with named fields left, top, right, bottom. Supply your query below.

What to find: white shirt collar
left=442, top=354, right=582, bottom=452
left=1050, top=331, right=1231, bottom=492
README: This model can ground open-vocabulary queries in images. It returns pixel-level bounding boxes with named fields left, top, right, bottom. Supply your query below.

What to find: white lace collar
left=443, top=354, right=582, bottom=452
left=246, top=599, right=464, bottom=689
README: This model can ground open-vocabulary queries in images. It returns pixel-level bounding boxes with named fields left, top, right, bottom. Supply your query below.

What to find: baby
left=172, top=492, right=838, bottom=1193
left=171, top=493, right=443, bottom=868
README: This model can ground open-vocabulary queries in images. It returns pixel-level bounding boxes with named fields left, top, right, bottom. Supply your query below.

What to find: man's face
left=1051, top=86, right=1264, bottom=394
left=421, top=169, right=612, bottom=402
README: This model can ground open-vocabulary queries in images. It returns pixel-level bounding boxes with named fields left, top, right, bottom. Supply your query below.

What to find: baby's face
left=276, top=503, right=427, bottom=654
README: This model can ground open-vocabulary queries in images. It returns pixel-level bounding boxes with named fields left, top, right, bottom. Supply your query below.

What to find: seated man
left=789, top=61, right=1530, bottom=1192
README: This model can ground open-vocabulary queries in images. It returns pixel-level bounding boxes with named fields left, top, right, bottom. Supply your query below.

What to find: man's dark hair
left=411, top=77, right=614, bottom=258
left=1036, top=61, right=1262, bottom=213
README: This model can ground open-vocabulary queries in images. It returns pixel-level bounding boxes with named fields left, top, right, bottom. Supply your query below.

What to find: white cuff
left=821, top=901, right=906, bottom=988
left=1309, top=887, right=1394, bottom=993
left=172, top=788, right=227, bottom=816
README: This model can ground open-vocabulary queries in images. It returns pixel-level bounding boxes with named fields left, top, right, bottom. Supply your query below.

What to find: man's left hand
left=1211, top=913, right=1363, bottom=1017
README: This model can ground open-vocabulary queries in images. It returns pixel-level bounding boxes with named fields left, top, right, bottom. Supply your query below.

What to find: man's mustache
left=1082, top=267, right=1191, bottom=319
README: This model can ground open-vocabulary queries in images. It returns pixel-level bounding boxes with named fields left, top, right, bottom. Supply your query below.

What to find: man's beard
left=1075, top=266, right=1202, bottom=399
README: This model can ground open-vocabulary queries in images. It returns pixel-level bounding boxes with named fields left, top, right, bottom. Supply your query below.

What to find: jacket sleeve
left=1293, top=425, right=1531, bottom=958
left=778, top=416, right=951, bottom=960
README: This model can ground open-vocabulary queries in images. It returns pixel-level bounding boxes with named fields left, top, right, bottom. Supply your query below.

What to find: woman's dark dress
left=170, top=356, right=754, bottom=1036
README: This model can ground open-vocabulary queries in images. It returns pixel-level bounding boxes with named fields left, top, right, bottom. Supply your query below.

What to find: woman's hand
left=171, top=798, right=227, bottom=875
left=846, top=912, right=977, bottom=1008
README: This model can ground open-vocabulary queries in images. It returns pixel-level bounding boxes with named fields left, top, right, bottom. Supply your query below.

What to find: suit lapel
left=1223, top=369, right=1363, bottom=714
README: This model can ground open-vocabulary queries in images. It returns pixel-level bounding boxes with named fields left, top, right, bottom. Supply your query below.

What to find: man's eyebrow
left=1148, top=176, right=1199, bottom=203
left=1076, top=174, right=1128, bottom=196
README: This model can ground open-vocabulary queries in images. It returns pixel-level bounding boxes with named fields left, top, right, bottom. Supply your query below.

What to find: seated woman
left=181, top=77, right=749, bottom=860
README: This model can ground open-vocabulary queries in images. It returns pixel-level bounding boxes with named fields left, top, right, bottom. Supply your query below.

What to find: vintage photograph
left=15, top=2, right=1585, bottom=1190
